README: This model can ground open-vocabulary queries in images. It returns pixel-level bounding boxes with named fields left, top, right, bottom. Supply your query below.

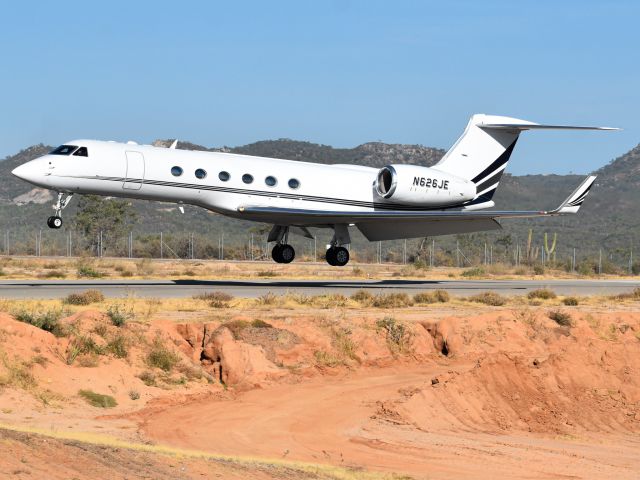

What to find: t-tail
left=432, top=114, right=618, bottom=210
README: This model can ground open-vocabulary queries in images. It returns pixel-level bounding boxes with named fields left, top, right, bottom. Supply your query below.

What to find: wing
left=237, top=176, right=596, bottom=241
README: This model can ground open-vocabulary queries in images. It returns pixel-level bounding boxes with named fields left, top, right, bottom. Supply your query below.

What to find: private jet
left=11, top=114, right=615, bottom=266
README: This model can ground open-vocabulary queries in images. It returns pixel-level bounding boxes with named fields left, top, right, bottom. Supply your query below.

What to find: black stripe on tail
left=470, top=138, right=518, bottom=202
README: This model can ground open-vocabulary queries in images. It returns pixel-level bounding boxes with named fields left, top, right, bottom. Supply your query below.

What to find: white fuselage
left=13, top=139, right=476, bottom=223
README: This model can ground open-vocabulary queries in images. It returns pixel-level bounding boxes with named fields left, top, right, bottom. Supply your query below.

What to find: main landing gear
left=47, top=192, right=73, bottom=229
left=325, top=246, right=349, bottom=267
left=272, top=243, right=295, bottom=264
left=324, top=223, right=351, bottom=267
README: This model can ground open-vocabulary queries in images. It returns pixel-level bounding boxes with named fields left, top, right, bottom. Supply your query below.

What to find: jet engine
left=375, top=164, right=476, bottom=207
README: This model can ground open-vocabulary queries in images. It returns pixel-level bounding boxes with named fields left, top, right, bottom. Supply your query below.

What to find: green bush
left=13, top=308, right=67, bottom=337
left=63, top=289, right=105, bottom=305
left=146, top=337, right=180, bottom=372
left=78, top=389, right=117, bottom=408
left=106, top=304, right=134, bottom=327
left=562, top=296, right=579, bottom=306
left=106, top=334, right=129, bottom=358
left=527, top=288, right=557, bottom=300
left=77, top=265, right=103, bottom=278
left=462, top=267, right=485, bottom=277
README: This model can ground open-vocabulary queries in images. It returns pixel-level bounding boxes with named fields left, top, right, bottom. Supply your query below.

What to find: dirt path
left=138, top=365, right=640, bottom=479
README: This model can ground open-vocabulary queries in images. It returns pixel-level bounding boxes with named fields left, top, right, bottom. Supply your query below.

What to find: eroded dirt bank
left=1, top=305, right=640, bottom=479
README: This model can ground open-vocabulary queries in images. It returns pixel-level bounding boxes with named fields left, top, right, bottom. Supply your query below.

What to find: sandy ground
left=1, top=301, right=640, bottom=479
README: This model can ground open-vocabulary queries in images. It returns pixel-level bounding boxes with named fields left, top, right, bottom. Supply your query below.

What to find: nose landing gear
left=47, top=192, right=73, bottom=229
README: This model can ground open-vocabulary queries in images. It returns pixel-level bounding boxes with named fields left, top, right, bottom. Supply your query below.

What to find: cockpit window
left=50, top=145, right=78, bottom=156
left=73, top=147, right=88, bottom=157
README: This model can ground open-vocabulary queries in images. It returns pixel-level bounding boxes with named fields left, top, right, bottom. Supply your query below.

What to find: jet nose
left=12, top=159, right=42, bottom=184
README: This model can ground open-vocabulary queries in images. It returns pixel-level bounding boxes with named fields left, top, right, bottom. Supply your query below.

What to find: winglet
left=550, top=175, right=597, bottom=214
left=169, top=139, right=178, bottom=149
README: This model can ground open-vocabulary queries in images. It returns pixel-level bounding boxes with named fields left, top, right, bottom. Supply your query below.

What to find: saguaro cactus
left=544, top=232, right=557, bottom=262
left=526, top=229, right=539, bottom=264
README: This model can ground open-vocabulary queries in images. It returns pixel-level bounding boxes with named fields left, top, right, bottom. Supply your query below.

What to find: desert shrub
left=255, top=292, right=279, bottom=306
left=193, top=291, right=234, bottom=308
left=63, top=289, right=105, bottom=305
left=251, top=319, right=272, bottom=328
left=77, top=265, right=102, bottom=278
left=66, top=335, right=104, bottom=365
left=76, top=354, right=100, bottom=368
left=128, top=390, right=140, bottom=400
left=40, top=270, right=66, bottom=279
left=146, top=337, right=180, bottom=372
left=611, top=288, right=640, bottom=301
left=182, top=269, right=196, bottom=277
left=106, top=304, right=134, bottom=327
left=257, top=270, right=278, bottom=277
left=462, top=267, right=485, bottom=277
left=135, top=258, right=155, bottom=276
left=414, top=289, right=450, bottom=304
left=548, top=309, right=572, bottom=327
left=372, top=293, right=413, bottom=308
left=313, top=350, right=344, bottom=367
left=121, top=270, right=134, bottom=277
left=0, top=355, right=37, bottom=390
left=527, top=288, right=557, bottom=300
left=331, top=327, right=358, bottom=362
left=78, top=389, right=117, bottom=408
left=533, top=264, right=545, bottom=275
left=468, top=292, right=506, bottom=306
left=562, top=296, right=579, bottom=306
left=350, top=290, right=374, bottom=304
left=221, top=320, right=250, bottom=339
left=106, top=334, right=129, bottom=358
left=514, top=267, right=529, bottom=276
left=138, top=370, right=156, bottom=386
left=376, top=317, right=413, bottom=353
left=12, top=308, right=67, bottom=337
left=313, top=293, right=348, bottom=308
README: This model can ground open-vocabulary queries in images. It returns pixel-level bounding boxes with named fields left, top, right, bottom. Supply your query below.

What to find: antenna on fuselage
left=169, top=139, right=178, bottom=149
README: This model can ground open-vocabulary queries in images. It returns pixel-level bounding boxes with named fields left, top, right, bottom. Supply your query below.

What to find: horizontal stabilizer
left=480, top=123, right=619, bottom=131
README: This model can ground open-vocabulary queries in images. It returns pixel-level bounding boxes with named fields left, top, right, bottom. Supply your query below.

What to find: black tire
left=325, top=247, right=337, bottom=266
left=279, top=244, right=295, bottom=264
left=271, top=244, right=283, bottom=263
left=333, top=246, right=350, bottom=266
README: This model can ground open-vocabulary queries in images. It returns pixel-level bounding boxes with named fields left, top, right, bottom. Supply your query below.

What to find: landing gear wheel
left=47, top=216, right=62, bottom=229
left=279, top=244, right=295, bottom=264
left=333, top=246, right=349, bottom=266
left=325, top=246, right=349, bottom=266
left=271, top=244, right=295, bottom=264
left=271, top=244, right=283, bottom=263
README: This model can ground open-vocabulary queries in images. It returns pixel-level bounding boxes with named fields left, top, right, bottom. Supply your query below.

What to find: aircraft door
left=124, top=151, right=145, bottom=190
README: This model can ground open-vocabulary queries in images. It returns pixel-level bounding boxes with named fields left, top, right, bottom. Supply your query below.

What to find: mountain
left=0, top=139, right=638, bottom=262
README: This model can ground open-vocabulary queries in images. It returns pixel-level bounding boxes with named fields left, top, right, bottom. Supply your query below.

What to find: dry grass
left=468, top=292, right=506, bottom=306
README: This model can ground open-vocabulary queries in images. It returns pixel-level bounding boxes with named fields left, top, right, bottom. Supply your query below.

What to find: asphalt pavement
left=0, top=278, right=637, bottom=299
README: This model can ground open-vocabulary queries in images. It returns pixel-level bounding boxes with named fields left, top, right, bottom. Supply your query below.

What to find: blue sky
left=0, top=1, right=637, bottom=174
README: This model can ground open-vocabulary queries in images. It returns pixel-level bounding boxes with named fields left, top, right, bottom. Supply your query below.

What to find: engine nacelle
left=375, top=164, right=476, bottom=206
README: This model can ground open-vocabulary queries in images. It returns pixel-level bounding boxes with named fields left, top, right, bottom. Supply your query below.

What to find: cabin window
left=288, top=178, right=300, bottom=189
left=50, top=145, right=78, bottom=156
left=73, top=147, right=88, bottom=157
left=242, top=174, right=254, bottom=184
left=265, top=176, right=277, bottom=187
left=195, top=168, right=207, bottom=179
left=171, top=166, right=183, bottom=177
left=218, top=171, right=230, bottom=181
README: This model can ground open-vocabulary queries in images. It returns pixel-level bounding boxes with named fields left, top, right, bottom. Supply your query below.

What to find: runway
left=1, top=278, right=638, bottom=299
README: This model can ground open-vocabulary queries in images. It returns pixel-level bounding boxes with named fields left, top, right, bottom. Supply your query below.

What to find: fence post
left=629, top=248, right=633, bottom=274
left=403, top=239, right=407, bottom=265
left=160, top=232, right=163, bottom=259
left=456, top=240, right=459, bottom=268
